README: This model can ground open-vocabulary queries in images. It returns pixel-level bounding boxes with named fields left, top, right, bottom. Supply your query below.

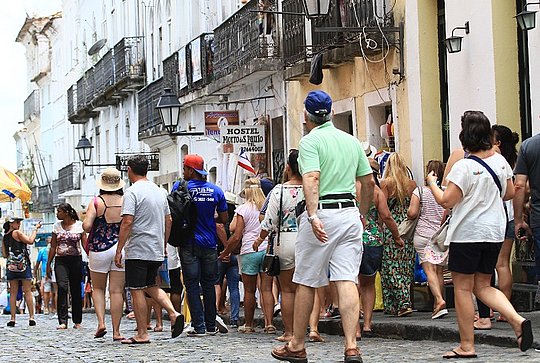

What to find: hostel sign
left=220, top=125, right=265, bottom=153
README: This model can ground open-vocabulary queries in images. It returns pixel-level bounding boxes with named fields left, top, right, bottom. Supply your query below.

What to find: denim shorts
left=359, top=245, right=383, bottom=276
left=239, top=250, right=266, bottom=275
left=125, top=259, right=161, bottom=289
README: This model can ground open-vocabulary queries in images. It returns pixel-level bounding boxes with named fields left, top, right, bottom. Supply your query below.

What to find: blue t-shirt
left=185, top=179, right=227, bottom=249
left=36, top=246, right=49, bottom=277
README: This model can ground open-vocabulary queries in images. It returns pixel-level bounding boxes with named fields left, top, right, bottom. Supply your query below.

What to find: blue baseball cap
left=304, top=90, right=332, bottom=116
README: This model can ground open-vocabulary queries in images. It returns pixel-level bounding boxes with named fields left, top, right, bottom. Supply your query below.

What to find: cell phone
left=517, top=228, right=526, bottom=238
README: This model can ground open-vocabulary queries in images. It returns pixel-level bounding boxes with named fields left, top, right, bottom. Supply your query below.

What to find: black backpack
left=167, top=179, right=197, bottom=247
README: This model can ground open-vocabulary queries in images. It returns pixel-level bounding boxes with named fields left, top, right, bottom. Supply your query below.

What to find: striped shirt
left=413, top=186, right=445, bottom=239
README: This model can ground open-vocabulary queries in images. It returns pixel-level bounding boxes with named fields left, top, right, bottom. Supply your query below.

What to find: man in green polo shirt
left=272, top=90, right=374, bottom=363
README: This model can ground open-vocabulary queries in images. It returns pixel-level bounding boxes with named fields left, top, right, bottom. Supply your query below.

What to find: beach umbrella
left=0, top=165, right=32, bottom=203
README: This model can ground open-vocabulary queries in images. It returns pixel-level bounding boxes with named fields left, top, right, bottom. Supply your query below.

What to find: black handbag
left=262, top=185, right=284, bottom=276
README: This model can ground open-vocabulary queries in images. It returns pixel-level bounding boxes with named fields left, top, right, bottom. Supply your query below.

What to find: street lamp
left=516, top=2, right=540, bottom=30
left=156, top=88, right=204, bottom=136
left=302, top=0, right=331, bottom=19
left=445, top=21, right=470, bottom=54
left=75, top=135, right=116, bottom=167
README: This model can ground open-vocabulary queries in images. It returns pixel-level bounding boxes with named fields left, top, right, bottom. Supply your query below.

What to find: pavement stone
left=1, top=312, right=539, bottom=362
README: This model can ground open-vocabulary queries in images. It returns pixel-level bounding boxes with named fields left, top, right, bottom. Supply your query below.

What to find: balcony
left=30, top=185, right=54, bottom=212
left=23, top=90, right=40, bottom=122
left=163, top=52, right=179, bottom=96
left=58, top=163, right=80, bottom=195
left=211, top=0, right=281, bottom=94
left=283, top=0, right=395, bottom=80
left=67, top=36, right=146, bottom=124
left=137, top=78, right=165, bottom=139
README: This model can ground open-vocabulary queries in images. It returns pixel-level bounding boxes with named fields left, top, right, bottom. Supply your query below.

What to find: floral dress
left=380, top=197, right=416, bottom=315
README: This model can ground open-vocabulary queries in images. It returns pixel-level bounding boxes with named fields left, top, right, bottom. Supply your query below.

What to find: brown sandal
left=271, top=344, right=307, bottom=363
left=264, top=325, right=277, bottom=334
left=276, top=334, right=292, bottom=342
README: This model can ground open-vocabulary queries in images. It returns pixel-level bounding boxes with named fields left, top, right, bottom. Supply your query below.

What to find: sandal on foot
left=171, top=314, right=185, bottom=338
left=308, top=331, right=325, bottom=342
left=153, top=326, right=163, bottom=332
left=121, top=337, right=150, bottom=344
left=271, top=343, right=307, bottom=363
left=397, top=307, right=413, bottom=317
left=443, top=350, right=477, bottom=359
left=94, top=327, right=107, bottom=338
left=57, top=324, right=67, bottom=330
left=517, top=319, right=533, bottom=352
left=113, top=336, right=126, bottom=341
left=362, top=330, right=374, bottom=338
left=238, top=324, right=255, bottom=333
left=7, top=321, right=15, bottom=327
left=432, top=308, right=449, bottom=320
left=264, top=325, right=277, bottom=334
left=344, top=347, right=363, bottom=363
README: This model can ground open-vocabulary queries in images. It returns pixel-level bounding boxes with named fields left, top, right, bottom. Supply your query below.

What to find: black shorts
left=163, top=267, right=183, bottom=294
left=125, top=259, right=162, bottom=290
left=448, top=242, right=502, bottom=274
left=359, top=245, right=383, bottom=276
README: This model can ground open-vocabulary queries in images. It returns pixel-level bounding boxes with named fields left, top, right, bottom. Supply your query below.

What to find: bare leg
left=473, top=273, right=526, bottom=339
left=359, top=275, right=376, bottom=332
left=90, top=271, right=108, bottom=333
left=260, top=273, right=275, bottom=328
left=109, top=271, right=125, bottom=339
left=422, top=262, right=446, bottom=311
left=447, top=272, right=476, bottom=356
left=335, top=281, right=360, bottom=352
left=495, top=237, right=514, bottom=320
left=309, top=288, right=322, bottom=335
left=144, top=286, right=180, bottom=328
left=288, top=285, right=315, bottom=351
left=130, top=289, right=150, bottom=342
left=242, top=274, right=257, bottom=327
left=22, top=280, right=35, bottom=320
left=277, top=269, right=296, bottom=339
left=153, top=299, right=163, bottom=331
left=9, top=282, right=18, bottom=322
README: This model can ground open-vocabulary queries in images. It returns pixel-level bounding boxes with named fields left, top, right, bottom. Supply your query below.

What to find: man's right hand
left=310, top=216, right=328, bottom=243
left=46, top=265, right=51, bottom=279
left=515, top=220, right=531, bottom=240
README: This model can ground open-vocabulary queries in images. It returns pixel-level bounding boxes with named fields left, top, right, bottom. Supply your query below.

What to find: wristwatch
left=307, top=215, right=318, bottom=224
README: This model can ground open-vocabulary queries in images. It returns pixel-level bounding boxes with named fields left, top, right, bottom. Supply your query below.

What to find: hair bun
left=512, top=132, right=520, bottom=144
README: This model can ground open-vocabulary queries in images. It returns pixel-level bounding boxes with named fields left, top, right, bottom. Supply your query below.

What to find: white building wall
left=445, top=0, right=497, bottom=150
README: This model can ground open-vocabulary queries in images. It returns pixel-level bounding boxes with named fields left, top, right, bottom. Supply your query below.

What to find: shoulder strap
left=467, top=155, right=502, bottom=195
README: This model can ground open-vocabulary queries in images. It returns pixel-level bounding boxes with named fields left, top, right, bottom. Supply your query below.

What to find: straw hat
left=360, top=141, right=378, bottom=158
left=225, top=191, right=238, bottom=205
left=96, top=168, right=125, bottom=191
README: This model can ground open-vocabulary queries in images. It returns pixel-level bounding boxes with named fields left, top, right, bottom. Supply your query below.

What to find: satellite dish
left=88, top=39, right=107, bottom=56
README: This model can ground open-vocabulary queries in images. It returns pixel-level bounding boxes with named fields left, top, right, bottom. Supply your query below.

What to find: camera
left=517, top=228, right=526, bottom=238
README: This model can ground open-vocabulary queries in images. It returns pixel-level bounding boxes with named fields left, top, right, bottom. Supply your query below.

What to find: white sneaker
left=215, top=315, right=228, bottom=333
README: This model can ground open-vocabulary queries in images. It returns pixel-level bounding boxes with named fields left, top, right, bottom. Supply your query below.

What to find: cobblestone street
left=0, top=312, right=538, bottom=362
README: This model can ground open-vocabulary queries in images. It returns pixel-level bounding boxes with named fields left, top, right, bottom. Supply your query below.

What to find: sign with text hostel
left=204, top=110, right=239, bottom=138
left=115, top=153, right=160, bottom=172
left=220, top=125, right=266, bottom=153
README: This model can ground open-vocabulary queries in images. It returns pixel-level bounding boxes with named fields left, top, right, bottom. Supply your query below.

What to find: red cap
left=184, top=154, right=208, bottom=175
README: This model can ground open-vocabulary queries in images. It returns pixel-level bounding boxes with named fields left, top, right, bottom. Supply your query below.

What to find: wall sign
left=220, top=125, right=265, bottom=153
left=179, top=47, right=188, bottom=89
left=204, top=110, right=239, bottom=138
left=116, top=153, right=160, bottom=172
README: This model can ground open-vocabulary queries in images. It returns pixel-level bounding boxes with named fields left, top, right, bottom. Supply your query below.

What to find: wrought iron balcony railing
left=67, top=85, right=76, bottom=120
left=114, top=36, right=145, bottom=87
left=23, top=90, right=40, bottom=122
left=283, top=0, right=393, bottom=68
left=213, top=0, right=280, bottom=80
left=163, top=52, right=179, bottom=96
left=58, top=162, right=80, bottom=195
left=31, top=185, right=54, bottom=212
left=138, top=78, right=164, bottom=135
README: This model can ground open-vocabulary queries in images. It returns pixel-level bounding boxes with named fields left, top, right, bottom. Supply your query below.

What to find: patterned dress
left=380, top=196, right=416, bottom=315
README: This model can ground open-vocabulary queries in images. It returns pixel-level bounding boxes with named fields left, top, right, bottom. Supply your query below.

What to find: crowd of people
left=1, top=89, right=538, bottom=361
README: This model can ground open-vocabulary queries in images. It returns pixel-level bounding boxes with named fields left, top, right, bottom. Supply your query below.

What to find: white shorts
left=413, top=234, right=430, bottom=264
left=276, top=232, right=296, bottom=270
left=293, top=207, right=363, bottom=288
left=89, top=247, right=125, bottom=273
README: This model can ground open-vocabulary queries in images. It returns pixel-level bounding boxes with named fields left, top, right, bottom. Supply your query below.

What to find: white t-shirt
left=236, top=202, right=267, bottom=255
left=166, top=244, right=181, bottom=270
left=446, top=153, right=513, bottom=243
left=122, top=180, right=171, bottom=261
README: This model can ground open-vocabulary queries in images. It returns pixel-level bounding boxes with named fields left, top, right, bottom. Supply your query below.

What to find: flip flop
left=113, top=336, right=126, bottom=342
left=432, top=308, right=449, bottom=320
left=94, top=328, right=107, bottom=338
left=29, top=319, right=36, bottom=326
left=6, top=321, right=15, bottom=327
left=361, top=330, right=374, bottom=338
left=517, top=319, right=533, bottom=352
left=443, top=350, right=478, bottom=359
left=153, top=327, right=163, bottom=332
left=171, top=314, right=185, bottom=338
left=308, top=331, right=325, bottom=342
left=120, top=337, right=151, bottom=345
left=473, top=325, right=491, bottom=331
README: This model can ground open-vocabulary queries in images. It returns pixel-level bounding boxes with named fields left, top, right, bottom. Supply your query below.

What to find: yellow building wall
left=417, top=0, right=443, bottom=164
left=492, top=1, right=520, bottom=131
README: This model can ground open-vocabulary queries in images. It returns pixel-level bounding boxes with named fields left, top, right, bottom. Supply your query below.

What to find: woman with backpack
left=83, top=167, right=125, bottom=340
left=2, top=217, right=41, bottom=327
